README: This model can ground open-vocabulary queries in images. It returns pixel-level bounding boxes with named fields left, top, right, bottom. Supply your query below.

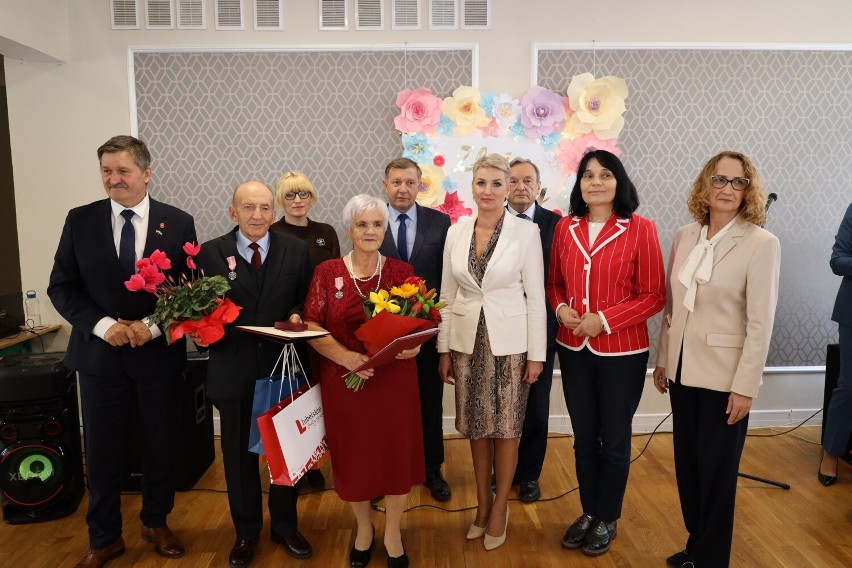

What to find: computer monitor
left=0, top=291, right=24, bottom=339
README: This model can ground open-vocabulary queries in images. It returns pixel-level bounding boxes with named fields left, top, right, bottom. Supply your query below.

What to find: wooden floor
left=1, top=427, right=849, bottom=567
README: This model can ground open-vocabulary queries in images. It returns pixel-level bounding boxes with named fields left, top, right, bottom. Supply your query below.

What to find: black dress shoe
left=561, top=514, right=595, bottom=549
left=305, top=469, right=326, bottom=489
left=424, top=470, right=451, bottom=502
left=387, top=550, right=409, bottom=568
left=818, top=471, right=837, bottom=486
left=271, top=530, right=313, bottom=560
left=349, top=528, right=374, bottom=568
left=581, top=520, right=616, bottom=556
left=229, top=538, right=257, bottom=567
left=518, top=480, right=541, bottom=503
left=666, top=550, right=689, bottom=567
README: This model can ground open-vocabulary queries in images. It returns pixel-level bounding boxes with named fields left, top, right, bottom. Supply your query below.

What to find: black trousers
left=79, top=370, right=178, bottom=548
left=213, top=398, right=298, bottom=540
left=516, top=344, right=556, bottom=482
left=824, top=323, right=852, bottom=456
left=417, top=340, right=445, bottom=474
left=669, top=379, right=748, bottom=568
left=557, top=346, right=647, bottom=521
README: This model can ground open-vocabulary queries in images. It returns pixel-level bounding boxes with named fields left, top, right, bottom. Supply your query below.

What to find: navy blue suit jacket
left=532, top=205, right=561, bottom=348
left=48, top=197, right=196, bottom=376
left=831, top=203, right=852, bottom=326
left=379, top=203, right=451, bottom=295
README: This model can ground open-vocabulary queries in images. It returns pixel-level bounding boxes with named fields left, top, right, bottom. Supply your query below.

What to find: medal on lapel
left=155, top=221, right=165, bottom=236
left=316, top=237, right=326, bottom=247
left=226, top=256, right=237, bottom=281
left=334, top=276, right=344, bottom=299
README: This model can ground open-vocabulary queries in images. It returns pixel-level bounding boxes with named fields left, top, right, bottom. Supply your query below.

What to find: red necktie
left=248, top=242, right=262, bottom=270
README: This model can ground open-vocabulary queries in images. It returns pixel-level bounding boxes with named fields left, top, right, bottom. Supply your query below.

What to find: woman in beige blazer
left=653, top=151, right=780, bottom=568
left=438, top=154, right=547, bottom=551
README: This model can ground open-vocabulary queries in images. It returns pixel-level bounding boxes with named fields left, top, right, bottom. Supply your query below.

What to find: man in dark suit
left=506, top=157, right=560, bottom=503
left=194, top=181, right=312, bottom=567
left=378, top=157, right=453, bottom=501
left=48, top=135, right=196, bottom=568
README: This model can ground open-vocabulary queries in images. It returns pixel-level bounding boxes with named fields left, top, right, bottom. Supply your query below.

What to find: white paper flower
left=567, top=73, right=628, bottom=140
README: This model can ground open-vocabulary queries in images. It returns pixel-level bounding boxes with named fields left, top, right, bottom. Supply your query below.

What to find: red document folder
left=351, top=328, right=439, bottom=373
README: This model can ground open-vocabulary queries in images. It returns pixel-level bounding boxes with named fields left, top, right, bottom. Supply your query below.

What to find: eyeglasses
left=710, top=175, right=750, bottom=191
left=284, top=191, right=311, bottom=200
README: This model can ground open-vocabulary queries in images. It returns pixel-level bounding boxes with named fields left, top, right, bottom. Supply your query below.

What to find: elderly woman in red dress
left=305, top=194, right=423, bottom=568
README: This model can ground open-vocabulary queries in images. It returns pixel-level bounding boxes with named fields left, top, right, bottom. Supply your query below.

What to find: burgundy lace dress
left=304, top=257, right=425, bottom=501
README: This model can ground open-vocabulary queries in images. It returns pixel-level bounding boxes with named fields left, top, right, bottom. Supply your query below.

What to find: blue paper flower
left=442, top=176, right=459, bottom=193
left=540, top=133, right=561, bottom=151
left=402, top=133, right=433, bottom=162
left=438, top=114, right=456, bottom=136
left=480, top=91, right=496, bottom=116
left=508, top=120, right=525, bottom=138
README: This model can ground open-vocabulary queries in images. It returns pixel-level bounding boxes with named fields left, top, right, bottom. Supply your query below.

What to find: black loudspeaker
left=122, top=353, right=214, bottom=491
left=0, top=353, right=84, bottom=524
left=823, top=344, right=852, bottom=463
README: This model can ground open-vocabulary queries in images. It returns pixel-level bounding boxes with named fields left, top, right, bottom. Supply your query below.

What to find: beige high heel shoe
left=483, top=506, right=509, bottom=550
left=466, top=523, right=487, bottom=540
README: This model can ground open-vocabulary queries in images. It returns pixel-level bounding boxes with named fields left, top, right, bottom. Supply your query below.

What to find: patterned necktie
left=248, top=242, right=262, bottom=270
left=118, top=209, right=136, bottom=277
left=517, top=213, right=530, bottom=221
left=397, top=213, right=409, bottom=263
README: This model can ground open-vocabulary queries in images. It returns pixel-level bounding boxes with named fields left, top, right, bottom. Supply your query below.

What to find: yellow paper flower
left=567, top=73, right=628, bottom=140
left=391, top=283, right=419, bottom=299
left=442, top=86, right=491, bottom=135
left=369, top=289, right=401, bottom=314
left=417, top=164, right=446, bottom=208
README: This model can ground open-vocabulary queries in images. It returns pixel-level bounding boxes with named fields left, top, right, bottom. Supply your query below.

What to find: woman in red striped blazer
left=546, top=150, right=665, bottom=557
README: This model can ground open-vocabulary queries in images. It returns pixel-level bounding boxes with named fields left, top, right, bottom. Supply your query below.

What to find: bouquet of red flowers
left=345, top=277, right=446, bottom=391
left=124, top=242, right=241, bottom=344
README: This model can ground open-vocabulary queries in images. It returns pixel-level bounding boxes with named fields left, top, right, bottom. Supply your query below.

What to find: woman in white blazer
left=438, top=154, right=546, bottom=552
left=653, top=151, right=780, bottom=568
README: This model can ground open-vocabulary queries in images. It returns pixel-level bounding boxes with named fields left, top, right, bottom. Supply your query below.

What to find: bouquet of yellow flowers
left=345, top=277, right=446, bottom=391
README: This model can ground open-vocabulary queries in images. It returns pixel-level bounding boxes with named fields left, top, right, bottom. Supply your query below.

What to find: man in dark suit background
left=48, top=135, right=196, bottom=568
left=194, top=181, right=312, bottom=567
left=378, top=157, right=453, bottom=501
left=505, top=157, right=560, bottom=503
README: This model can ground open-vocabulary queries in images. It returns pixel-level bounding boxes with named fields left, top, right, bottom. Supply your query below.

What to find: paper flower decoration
left=417, top=164, right=447, bottom=207
left=567, top=73, right=628, bottom=140
left=491, top=94, right=521, bottom=130
left=402, top=133, right=433, bottom=162
left=436, top=191, right=473, bottom=224
left=557, top=133, right=621, bottom=175
left=520, top=86, right=566, bottom=138
left=394, top=88, right=443, bottom=134
left=442, top=86, right=491, bottom=135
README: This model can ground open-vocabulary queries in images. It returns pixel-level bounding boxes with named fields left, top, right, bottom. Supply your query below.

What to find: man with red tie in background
left=49, top=135, right=196, bottom=568
left=505, top=158, right=561, bottom=503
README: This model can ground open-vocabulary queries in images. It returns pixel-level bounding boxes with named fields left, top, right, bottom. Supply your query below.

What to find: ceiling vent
left=111, top=0, right=141, bottom=29
left=215, top=0, right=245, bottom=30
left=255, top=0, right=283, bottom=30
left=429, top=0, right=457, bottom=30
left=145, top=0, right=174, bottom=29
left=461, top=0, right=489, bottom=29
left=177, top=0, right=206, bottom=29
left=319, top=0, right=348, bottom=30
left=356, top=0, right=383, bottom=30
left=392, top=0, right=420, bottom=30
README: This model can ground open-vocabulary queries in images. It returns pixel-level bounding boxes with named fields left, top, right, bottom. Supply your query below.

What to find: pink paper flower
left=520, top=86, right=566, bottom=138
left=436, top=192, right=473, bottom=224
left=557, top=133, right=621, bottom=175
left=394, top=88, right=442, bottom=134
left=433, top=155, right=445, bottom=167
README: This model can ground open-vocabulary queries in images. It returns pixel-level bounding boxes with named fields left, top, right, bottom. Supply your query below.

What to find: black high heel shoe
left=387, top=550, right=409, bottom=568
left=349, top=525, right=374, bottom=568
left=818, top=454, right=838, bottom=486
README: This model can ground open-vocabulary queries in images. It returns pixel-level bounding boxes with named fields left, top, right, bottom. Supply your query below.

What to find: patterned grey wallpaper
left=539, top=48, right=851, bottom=367
left=134, top=48, right=472, bottom=244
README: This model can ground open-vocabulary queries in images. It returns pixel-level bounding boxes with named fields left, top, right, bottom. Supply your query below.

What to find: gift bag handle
left=276, top=342, right=312, bottom=401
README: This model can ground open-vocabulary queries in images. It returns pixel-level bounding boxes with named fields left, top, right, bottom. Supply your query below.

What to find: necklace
left=346, top=251, right=383, bottom=299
